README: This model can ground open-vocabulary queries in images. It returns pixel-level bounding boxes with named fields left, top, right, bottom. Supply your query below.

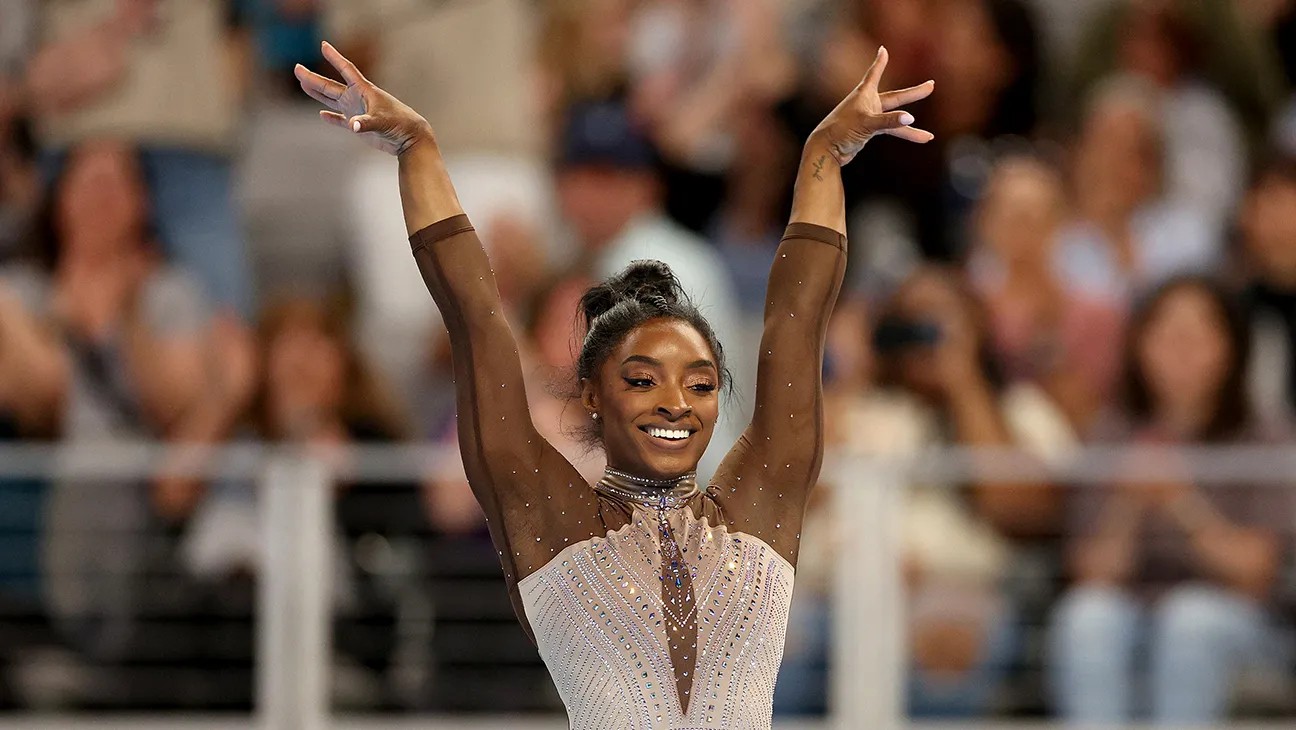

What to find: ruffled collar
left=594, top=466, right=700, bottom=510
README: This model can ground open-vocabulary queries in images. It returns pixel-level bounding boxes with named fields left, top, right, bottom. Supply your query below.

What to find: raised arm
left=294, top=44, right=583, bottom=533
left=712, top=48, right=933, bottom=560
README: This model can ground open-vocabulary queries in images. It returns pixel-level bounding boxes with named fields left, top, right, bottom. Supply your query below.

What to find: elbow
left=1228, top=533, right=1281, bottom=600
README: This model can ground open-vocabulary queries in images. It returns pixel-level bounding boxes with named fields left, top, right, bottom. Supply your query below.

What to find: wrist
left=397, top=124, right=439, bottom=159
left=803, top=131, right=839, bottom=163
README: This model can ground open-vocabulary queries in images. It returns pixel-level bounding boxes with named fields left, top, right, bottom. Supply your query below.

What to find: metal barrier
left=0, top=442, right=1292, bottom=729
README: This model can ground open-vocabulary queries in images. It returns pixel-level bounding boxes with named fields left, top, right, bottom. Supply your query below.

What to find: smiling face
left=1136, top=284, right=1233, bottom=420
left=581, top=318, right=720, bottom=479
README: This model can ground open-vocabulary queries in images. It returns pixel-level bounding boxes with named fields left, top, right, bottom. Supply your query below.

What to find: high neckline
left=594, top=467, right=701, bottom=510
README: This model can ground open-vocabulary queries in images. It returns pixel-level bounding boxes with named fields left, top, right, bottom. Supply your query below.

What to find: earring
left=591, top=412, right=599, bottom=421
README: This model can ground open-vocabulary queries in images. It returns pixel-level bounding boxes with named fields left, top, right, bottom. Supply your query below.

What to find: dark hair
left=1248, top=150, right=1296, bottom=190
left=983, top=0, right=1042, bottom=138
left=573, top=260, right=731, bottom=446
left=1120, top=275, right=1252, bottom=441
left=28, top=141, right=157, bottom=271
left=253, top=293, right=410, bottom=442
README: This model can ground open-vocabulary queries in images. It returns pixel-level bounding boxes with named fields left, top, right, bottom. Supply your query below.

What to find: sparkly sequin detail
left=519, top=496, right=794, bottom=729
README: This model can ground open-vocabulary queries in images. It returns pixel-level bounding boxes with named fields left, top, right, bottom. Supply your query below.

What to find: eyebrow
left=621, top=355, right=717, bottom=371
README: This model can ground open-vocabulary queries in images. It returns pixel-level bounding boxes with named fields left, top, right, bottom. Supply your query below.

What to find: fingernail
left=900, top=113, right=915, bottom=126
left=352, top=120, right=361, bottom=132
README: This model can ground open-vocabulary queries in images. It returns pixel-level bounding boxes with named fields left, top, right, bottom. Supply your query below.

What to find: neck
left=1153, top=397, right=1214, bottom=439
left=603, top=465, right=696, bottom=488
left=596, top=466, right=700, bottom=509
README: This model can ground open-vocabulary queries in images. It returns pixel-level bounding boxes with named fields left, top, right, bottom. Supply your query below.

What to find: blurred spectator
left=537, top=0, right=635, bottom=131
left=933, top=0, right=1041, bottom=142
left=1048, top=275, right=1294, bottom=724
left=628, top=0, right=796, bottom=232
left=24, top=0, right=257, bottom=320
left=780, top=266, right=1073, bottom=717
left=236, top=0, right=322, bottom=94
left=0, top=139, right=255, bottom=708
left=1056, top=76, right=1219, bottom=303
left=712, top=106, right=797, bottom=316
left=1069, top=0, right=1286, bottom=156
left=968, top=155, right=1124, bottom=430
left=321, top=0, right=548, bottom=405
left=177, top=294, right=424, bottom=709
left=554, top=98, right=745, bottom=480
left=935, top=0, right=1047, bottom=257
left=1239, top=153, right=1296, bottom=420
left=1101, top=2, right=1248, bottom=223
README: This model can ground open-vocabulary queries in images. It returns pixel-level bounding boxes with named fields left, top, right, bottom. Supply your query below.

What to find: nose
left=655, top=387, right=692, bottom=421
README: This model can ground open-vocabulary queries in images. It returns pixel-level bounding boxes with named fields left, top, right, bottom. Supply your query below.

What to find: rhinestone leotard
left=520, top=470, right=795, bottom=729
left=410, top=215, right=845, bottom=729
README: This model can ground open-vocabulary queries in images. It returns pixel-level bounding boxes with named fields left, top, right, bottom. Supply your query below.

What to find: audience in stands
left=968, top=155, right=1124, bottom=430
left=1048, top=275, right=1294, bottom=724
left=0, top=0, right=1291, bottom=718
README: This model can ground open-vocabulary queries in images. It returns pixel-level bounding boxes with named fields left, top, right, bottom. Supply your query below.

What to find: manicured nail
left=877, top=46, right=885, bottom=57
left=900, top=113, right=915, bottom=126
left=352, top=120, right=361, bottom=132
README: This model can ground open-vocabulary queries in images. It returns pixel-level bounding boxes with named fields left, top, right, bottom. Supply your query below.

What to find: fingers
left=348, top=114, right=377, bottom=133
left=319, top=110, right=349, bottom=129
left=321, top=41, right=366, bottom=86
left=320, top=111, right=380, bottom=135
left=859, top=45, right=889, bottom=92
left=882, top=125, right=935, bottom=144
left=295, top=63, right=343, bottom=108
left=881, top=80, right=935, bottom=111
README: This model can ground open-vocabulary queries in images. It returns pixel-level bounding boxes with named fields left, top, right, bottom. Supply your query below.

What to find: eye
left=689, top=382, right=717, bottom=393
left=624, top=377, right=654, bottom=388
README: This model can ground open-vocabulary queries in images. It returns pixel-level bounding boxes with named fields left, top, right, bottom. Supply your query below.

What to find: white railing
left=0, top=442, right=1292, bottom=729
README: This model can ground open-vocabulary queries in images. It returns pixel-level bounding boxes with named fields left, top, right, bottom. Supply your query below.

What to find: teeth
left=647, top=427, right=689, bottom=440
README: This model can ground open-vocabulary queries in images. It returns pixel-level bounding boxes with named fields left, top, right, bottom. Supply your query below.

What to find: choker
left=594, top=467, right=701, bottom=510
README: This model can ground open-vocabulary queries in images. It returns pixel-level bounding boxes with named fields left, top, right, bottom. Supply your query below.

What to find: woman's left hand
left=810, top=46, right=934, bottom=166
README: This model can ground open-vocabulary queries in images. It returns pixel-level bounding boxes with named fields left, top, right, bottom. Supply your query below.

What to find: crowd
left=0, top=0, right=1294, bottom=722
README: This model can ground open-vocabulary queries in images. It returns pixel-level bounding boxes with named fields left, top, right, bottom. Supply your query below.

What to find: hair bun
left=579, top=259, right=685, bottom=328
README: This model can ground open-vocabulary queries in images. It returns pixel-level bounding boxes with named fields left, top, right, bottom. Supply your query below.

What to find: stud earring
left=591, top=412, right=599, bottom=421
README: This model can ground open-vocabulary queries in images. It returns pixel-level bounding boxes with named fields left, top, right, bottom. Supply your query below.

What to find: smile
left=639, top=425, right=695, bottom=442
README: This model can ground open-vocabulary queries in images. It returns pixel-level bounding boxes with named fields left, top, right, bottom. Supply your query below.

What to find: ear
left=579, top=377, right=598, bottom=416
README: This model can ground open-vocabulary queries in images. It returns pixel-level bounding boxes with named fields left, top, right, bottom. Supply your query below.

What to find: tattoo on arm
left=811, top=154, right=827, bottom=182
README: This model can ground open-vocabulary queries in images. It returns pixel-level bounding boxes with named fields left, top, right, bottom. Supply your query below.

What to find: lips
left=637, top=424, right=697, bottom=450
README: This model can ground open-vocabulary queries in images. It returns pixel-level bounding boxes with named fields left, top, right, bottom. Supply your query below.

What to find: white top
left=519, top=507, right=794, bottom=730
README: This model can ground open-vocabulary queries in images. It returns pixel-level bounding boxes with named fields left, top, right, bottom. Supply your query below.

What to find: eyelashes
left=622, top=377, right=717, bottom=393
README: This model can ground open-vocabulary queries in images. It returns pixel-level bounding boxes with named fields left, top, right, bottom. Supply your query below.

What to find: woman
left=0, top=139, right=252, bottom=709
left=1047, top=276, right=1293, bottom=724
left=295, top=40, right=933, bottom=727
left=827, top=267, right=1070, bottom=717
left=969, top=155, right=1124, bottom=430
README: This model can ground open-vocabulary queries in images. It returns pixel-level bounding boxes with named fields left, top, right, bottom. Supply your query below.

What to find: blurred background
left=1, top=0, right=1296, bottom=726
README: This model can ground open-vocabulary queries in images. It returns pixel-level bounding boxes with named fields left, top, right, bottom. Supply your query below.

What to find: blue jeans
left=40, top=147, right=254, bottom=319
left=907, top=601, right=1019, bottom=718
left=1047, top=584, right=1288, bottom=724
left=771, top=595, right=1019, bottom=718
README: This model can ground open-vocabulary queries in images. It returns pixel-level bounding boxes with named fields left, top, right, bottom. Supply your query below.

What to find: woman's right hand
left=295, top=41, right=434, bottom=156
